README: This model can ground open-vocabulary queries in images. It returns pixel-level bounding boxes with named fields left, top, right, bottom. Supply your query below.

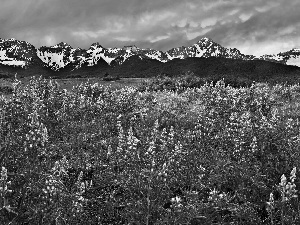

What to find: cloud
left=186, top=28, right=212, bottom=40
left=201, top=18, right=218, bottom=28
left=239, top=13, right=253, bottom=22
left=0, top=0, right=299, bottom=56
left=148, top=35, right=170, bottom=43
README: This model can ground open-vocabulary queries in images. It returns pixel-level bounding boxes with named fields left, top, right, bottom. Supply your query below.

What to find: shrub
left=102, top=74, right=120, bottom=81
left=0, top=85, right=13, bottom=94
left=138, top=72, right=254, bottom=93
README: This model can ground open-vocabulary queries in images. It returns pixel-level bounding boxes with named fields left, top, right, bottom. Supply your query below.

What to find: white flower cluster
left=278, top=167, right=298, bottom=202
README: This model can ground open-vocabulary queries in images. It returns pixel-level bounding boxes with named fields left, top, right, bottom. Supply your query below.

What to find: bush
left=0, top=85, right=13, bottom=94
left=0, top=73, right=10, bottom=79
left=138, top=72, right=254, bottom=93
left=66, top=74, right=85, bottom=79
left=102, top=76, right=120, bottom=81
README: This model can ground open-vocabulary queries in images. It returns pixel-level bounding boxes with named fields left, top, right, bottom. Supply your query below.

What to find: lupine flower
left=107, top=145, right=112, bottom=158
left=280, top=174, right=287, bottom=188
left=146, top=141, right=156, bottom=156
left=278, top=168, right=298, bottom=202
left=127, top=126, right=140, bottom=152
left=1, top=167, right=7, bottom=181
left=250, top=136, right=258, bottom=153
left=171, top=196, right=182, bottom=203
left=266, top=192, right=274, bottom=212
left=208, top=188, right=219, bottom=202
left=290, top=167, right=296, bottom=183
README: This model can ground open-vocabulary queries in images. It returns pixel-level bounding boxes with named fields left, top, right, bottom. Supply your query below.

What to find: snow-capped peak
left=1, top=37, right=300, bottom=70
left=0, top=38, right=37, bottom=68
left=260, top=47, right=300, bottom=67
left=52, top=42, right=72, bottom=49
left=89, top=42, right=104, bottom=49
left=291, top=48, right=300, bottom=53
left=196, top=37, right=214, bottom=45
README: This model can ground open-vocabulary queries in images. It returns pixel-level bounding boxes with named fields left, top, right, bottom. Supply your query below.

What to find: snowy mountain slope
left=109, top=38, right=256, bottom=66
left=279, top=48, right=300, bottom=67
left=0, top=38, right=38, bottom=68
left=37, top=42, right=88, bottom=71
left=1, top=37, right=300, bottom=72
left=86, top=43, right=121, bottom=66
left=166, top=38, right=255, bottom=60
left=260, top=48, right=300, bottom=67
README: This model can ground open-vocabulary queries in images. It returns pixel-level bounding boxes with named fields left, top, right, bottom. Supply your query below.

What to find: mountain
left=260, top=48, right=300, bottom=67
left=37, top=42, right=88, bottom=71
left=166, top=37, right=255, bottom=61
left=109, top=38, right=256, bottom=65
left=1, top=37, right=258, bottom=71
left=0, top=38, right=40, bottom=68
left=109, top=54, right=163, bottom=77
left=1, top=37, right=300, bottom=81
left=0, top=38, right=56, bottom=77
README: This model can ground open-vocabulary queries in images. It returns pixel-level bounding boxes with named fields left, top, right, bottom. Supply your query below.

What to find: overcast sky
left=1, top=0, right=299, bottom=56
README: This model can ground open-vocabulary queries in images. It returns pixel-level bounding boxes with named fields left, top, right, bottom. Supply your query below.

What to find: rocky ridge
left=0, top=38, right=39, bottom=68
left=260, top=48, right=300, bottom=67
left=0, top=37, right=299, bottom=77
left=0, top=37, right=264, bottom=72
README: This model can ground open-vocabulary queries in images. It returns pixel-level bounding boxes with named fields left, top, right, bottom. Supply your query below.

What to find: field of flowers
left=1, top=76, right=300, bottom=224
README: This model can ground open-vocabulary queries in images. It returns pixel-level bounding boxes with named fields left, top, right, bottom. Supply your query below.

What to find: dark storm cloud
left=0, top=0, right=299, bottom=56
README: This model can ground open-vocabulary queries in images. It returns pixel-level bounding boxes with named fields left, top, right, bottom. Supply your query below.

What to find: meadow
left=1, top=75, right=300, bottom=224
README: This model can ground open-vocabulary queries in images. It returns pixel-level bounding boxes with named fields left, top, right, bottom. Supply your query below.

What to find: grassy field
left=2, top=76, right=300, bottom=224
left=0, top=77, right=146, bottom=99
left=56, top=77, right=145, bottom=91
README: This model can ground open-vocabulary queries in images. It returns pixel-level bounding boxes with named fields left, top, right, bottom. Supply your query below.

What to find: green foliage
left=0, top=85, right=13, bottom=95
left=1, top=76, right=300, bottom=224
left=137, top=72, right=254, bottom=93
left=102, top=73, right=120, bottom=81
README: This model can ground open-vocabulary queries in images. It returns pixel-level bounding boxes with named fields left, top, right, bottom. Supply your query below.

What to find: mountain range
left=0, top=37, right=300, bottom=81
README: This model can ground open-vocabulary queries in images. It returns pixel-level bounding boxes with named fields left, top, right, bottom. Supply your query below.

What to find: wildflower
left=174, top=141, right=183, bottom=154
left=158, top=162, right=168, bottom=177
left=278, top=167, right=298, bottom=202
left=1, top=167, right=7, bottom=181
left=75, top=171, right=84, bottom=193
left=266, top=193, right=274, bottom=212
left=127, top=127, right=139, bottom=151
left=168, top=126, right=174, bottom=140
left=151, top=159, right=156, bottom=173
left=280, top=174, right=287, bottom=188
left=290, top=167, right=296, bottom=183
left=107, top=145, right=112, bottom=158
left=117, top=120, right=125, bottom=152
left=146, top=141, right=155, bottom=156
left=208, top=188, right=219, bottom=201
left=171, top=196, right=182, bottom=203
left=250, top=136, right=258, bottom=153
